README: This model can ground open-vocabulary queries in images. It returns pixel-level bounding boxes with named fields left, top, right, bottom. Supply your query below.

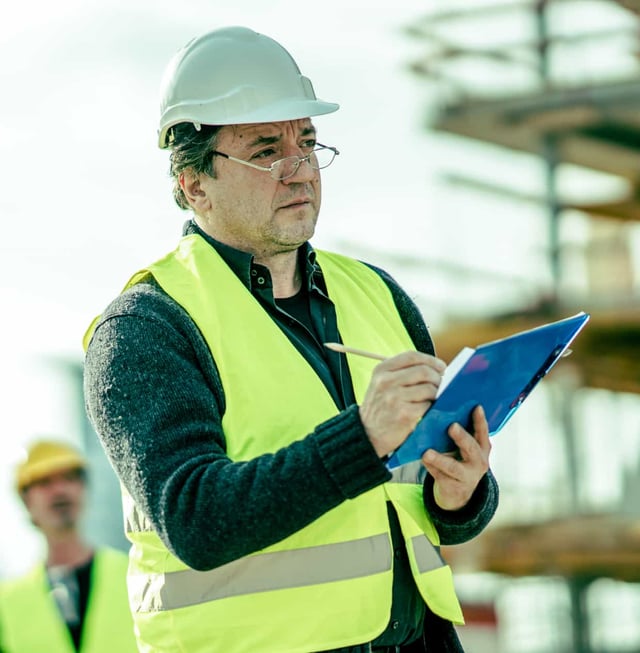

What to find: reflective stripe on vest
left=131, top=534, right=393, bottom=612
left=89, top=236, right=463, bottom=652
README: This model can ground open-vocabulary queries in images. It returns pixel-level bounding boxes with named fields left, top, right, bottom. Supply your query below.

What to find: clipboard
left=385, top=311, right=590, bottom=469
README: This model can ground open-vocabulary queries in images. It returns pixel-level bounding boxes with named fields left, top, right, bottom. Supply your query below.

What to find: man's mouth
left=279, top=196, right=312, bottom=210
left=50, top=499, right=73, bottom=511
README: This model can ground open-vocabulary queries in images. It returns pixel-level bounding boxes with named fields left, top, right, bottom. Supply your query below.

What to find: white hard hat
left=157, top=26, right=339, bottom=149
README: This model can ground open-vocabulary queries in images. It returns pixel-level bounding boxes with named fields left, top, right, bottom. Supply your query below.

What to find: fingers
left=423, top=447, right=463, bottom=481
left=360, top=351, right=447, bottom=458
left=381, top=351, right=446, bottom=375
left=374, top=352, right=446, bottom=398
left=445, top=406, right=491, bottom=460
left=421, top=405, right=491, bottom=511
left=471, top=405, right=491, bottom=452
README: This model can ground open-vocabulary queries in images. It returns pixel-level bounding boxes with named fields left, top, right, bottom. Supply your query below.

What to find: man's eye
left=301, top=140, right=317, bottom=151
left=253, top=149, right=277, bottom=160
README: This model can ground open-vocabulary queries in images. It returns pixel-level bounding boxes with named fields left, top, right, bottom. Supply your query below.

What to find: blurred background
left=1, top=0, right=639, bottom=651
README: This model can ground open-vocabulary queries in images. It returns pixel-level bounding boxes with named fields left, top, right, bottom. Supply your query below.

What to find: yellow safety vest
left=0, top=548, right=138, bottom=653
left=86, top=234, right=464, bottom=653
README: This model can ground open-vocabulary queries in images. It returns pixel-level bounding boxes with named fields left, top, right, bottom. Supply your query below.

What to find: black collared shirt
left=184, top=221, right=425, bottom=647
left=185, top=222, right=354, bottom=410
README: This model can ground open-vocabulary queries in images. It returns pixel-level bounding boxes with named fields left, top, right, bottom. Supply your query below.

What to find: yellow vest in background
left=0, top=548, right=137, bottom=653
left=89, top=235, right=464, bottom=653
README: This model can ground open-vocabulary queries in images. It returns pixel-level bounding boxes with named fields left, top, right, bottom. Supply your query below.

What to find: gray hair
left=168, top=123, right=222, bottom=210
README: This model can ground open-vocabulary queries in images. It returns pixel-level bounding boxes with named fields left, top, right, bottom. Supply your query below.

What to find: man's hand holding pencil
left=325, top=343, right=446, bottom=458
left=325, top=342, right=491, bottom=511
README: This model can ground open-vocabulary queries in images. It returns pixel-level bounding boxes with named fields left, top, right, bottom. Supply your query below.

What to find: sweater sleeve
left=365, top=262, right=499, bottom=543
left=83, top=282, right=390, bottom=571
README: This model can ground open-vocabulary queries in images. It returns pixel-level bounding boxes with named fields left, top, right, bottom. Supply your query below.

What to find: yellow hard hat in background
left=15, top=440, right=87, bottom=493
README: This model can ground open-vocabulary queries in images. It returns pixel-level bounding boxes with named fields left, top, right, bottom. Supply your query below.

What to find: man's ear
left=179, top=171, right=211, bottom=212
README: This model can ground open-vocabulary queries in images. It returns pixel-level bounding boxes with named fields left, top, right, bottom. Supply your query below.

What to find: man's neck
left=45, top=532, right=93, bottom=569
left=188, top=219, right=306, bottom=298
left=255, top=250, right=302, bottom=299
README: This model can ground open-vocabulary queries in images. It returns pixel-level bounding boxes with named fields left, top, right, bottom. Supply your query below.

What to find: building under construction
left=405, top=1, right=640, bottom=651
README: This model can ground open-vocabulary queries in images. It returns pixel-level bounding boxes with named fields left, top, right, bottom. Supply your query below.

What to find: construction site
left=1, top=2, right=638, bottom=651
left=403, top=0, right=640, bottom=650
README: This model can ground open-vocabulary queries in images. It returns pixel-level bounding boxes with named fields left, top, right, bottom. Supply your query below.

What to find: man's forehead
left=30, top=467, right=84, bottom=485
left=221, top=119, right=316, bottom=144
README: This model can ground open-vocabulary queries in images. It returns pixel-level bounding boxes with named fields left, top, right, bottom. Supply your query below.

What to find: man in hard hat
left=83, top=26, right=499, bottom=652
left=0, top=440, right=138, bottom=653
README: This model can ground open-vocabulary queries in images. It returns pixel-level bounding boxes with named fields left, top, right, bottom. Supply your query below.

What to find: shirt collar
left=182, top=220, right=324, bottom=294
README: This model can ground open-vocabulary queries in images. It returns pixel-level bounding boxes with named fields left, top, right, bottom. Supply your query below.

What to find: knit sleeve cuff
left=314, top=404, right=391, bottom=499
left=423, top=470, right=499, bottom=545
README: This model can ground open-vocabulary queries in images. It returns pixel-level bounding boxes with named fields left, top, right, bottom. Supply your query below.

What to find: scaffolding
left=405, top=1, right=640, bottom=651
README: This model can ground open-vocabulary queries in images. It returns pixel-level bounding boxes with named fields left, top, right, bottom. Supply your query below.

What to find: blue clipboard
left=386, top=311, right=590, bottom=470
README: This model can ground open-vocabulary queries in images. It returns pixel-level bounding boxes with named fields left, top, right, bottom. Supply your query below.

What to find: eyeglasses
left=211, top=143, right=339, bottom=181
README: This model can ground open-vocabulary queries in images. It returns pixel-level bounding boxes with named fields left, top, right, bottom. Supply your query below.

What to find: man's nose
left=283, top=155, right=316, bottom=184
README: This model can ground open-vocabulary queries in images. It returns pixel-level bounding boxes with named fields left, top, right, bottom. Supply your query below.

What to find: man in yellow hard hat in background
left=0, top=440, right=138, bottom=653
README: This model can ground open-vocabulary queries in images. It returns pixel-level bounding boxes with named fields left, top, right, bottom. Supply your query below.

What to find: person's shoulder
left=89, top=549, right=133, bottom=612
left=93, top=547, right=130, bottom=571
left=92, top=276, right=192, bottom=336
left=314, top=248, right=400, bottom=287
left=85, top=274, right=210, bottom=363
left=95, top=546, right=129, bottom=559
left=342, top=255, right=434, bottom=354
left=101, top=276, right=172, bottom=317
left=359, top=260, right=401, bottom=289
left=0, top=563, right=45, bottom=596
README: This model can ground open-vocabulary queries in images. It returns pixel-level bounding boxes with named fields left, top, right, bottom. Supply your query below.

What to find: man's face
left=191, top=118, right=322, bottom=259
left=22, top=469, right=85, bottom=535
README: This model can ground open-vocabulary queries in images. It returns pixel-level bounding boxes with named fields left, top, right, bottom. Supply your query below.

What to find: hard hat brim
left=158, top=98, right=339, bottom=149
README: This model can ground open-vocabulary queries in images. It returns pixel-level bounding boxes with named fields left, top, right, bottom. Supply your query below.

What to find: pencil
left=323, top=342, right=387, bottom=361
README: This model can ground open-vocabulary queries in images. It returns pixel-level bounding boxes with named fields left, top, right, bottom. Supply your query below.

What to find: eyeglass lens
left=271, top=148, right=336, bottom=180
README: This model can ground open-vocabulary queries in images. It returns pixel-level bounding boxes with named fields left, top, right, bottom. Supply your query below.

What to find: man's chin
left=275, top=228, right=315, bottom=250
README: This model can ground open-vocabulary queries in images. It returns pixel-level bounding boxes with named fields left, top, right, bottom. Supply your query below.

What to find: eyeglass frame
left=210, top=143, right=340, bottom=181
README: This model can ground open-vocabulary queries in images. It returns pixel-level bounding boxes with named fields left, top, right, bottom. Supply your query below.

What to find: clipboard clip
left=509, top=345, right=569, bottom=410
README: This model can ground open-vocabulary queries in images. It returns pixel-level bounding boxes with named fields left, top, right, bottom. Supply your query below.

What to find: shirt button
left=257, top=277, right=265, bottom=285
left=250, top=269, right=257, bottom=276
left=392, top=620, right=399, bottom=630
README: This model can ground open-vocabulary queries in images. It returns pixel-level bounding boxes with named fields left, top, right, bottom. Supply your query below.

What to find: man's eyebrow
left=246, top=127, right=317, bottom=149
left=247, top=134, right=280, bottom=148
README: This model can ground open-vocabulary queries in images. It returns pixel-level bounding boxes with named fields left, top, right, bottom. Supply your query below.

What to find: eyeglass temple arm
left=211, top=151, right=273, bottom=172
left=316, top=143, right=340, bottom=155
